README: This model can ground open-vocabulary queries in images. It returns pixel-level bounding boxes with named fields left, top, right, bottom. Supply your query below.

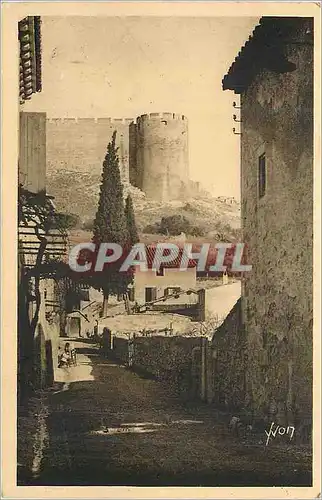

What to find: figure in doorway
left=222, top=270, right=229, bottom=286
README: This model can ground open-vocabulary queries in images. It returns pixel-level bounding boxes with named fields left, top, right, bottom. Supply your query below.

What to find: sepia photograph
left=1, top=2, right=320, bottom=497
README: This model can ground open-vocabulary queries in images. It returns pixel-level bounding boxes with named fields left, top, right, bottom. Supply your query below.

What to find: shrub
left=49, top=212, right=81, bottom=230
left=160, top=215, right=191, bottom=236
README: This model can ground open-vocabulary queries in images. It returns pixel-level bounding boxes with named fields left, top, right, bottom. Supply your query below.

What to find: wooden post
left=197, top=289, right=206, bottom=322
left=124, top=292, right=131, bottom=315
left=200, top=337, right=207, bottom=401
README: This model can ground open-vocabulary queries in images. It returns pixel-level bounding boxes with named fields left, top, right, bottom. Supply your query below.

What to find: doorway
left=67, top=317, right=81, bottom=337
left=145, top=287, right=157, bottom=303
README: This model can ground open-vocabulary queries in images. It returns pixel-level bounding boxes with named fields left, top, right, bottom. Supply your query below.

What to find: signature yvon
left=265, top=422, right=295, bottom=446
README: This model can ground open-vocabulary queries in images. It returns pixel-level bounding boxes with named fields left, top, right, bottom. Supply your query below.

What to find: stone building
left=131, top=245, right=206, bottom=321
left=133, top=258, right=197, bottom=307
left=220, top=17, right=313, bottom=422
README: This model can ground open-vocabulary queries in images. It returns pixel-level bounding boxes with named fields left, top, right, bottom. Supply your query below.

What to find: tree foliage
left=91, top=131, right=131, bottom=302
left=125, top=194, right=139, bottom=246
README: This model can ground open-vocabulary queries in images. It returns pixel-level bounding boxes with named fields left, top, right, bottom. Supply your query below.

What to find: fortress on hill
left=46, top=113, right=198, bottom=202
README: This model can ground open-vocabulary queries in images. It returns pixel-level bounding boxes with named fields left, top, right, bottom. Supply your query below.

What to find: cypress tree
left=125, top=194, right=139, bottom=246
left=92, top=131, right=129, bottom=315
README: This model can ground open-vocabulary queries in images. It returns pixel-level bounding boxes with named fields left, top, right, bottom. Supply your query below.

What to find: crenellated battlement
left=47, top=114, right=185, bottom=125
left=46, top=111, right=189, bottom=201
left=47, top=117, right=134, bottom=125
left=136, top=112, right=187, bottom=123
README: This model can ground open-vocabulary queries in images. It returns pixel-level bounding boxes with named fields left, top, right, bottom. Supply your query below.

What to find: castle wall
left=46, top=113, right=190, bottom=202
left=46, top=118, right=134, bottom=183
left=129, top=122, right=139, bottom=187
left=134, top=113, right=189, bottom=202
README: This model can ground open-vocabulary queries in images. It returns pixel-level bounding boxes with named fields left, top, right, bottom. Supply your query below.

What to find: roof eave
left=222, top=16, right=307, bottom=94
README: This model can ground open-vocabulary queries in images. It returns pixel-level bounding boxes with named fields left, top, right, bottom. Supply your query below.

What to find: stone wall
left=46, top=118, right=133, bottom=183
left=240, top=19, right=313, bottom=424
left=46, top=112, right=190, bottom=202
left=211, top=299, right=246, bottom=410
left=18, top=276, right=60, bottom=399
left=129, top=122, right=139, bottom=187
left=112, top=334, right=202, bottom=397
left=110, top=302, right=245, bottom=408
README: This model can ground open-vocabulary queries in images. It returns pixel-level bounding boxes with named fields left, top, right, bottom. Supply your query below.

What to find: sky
left=24, top=16, right=259, bottom=199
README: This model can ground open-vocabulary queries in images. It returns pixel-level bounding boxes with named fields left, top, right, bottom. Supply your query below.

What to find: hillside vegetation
left=47, top=169, right=241, bottom=243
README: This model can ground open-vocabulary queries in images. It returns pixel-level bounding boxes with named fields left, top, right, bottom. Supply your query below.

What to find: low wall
left=151, top=303, right=198, bottom=319
left=112, top=334, right=202, bottom=397
left=211, top=298, right=246, bottom=410
left=111, top=301, right=245, bottom=408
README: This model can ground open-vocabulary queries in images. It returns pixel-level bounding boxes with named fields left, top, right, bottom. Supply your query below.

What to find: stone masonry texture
left=46, top=113, right=190, bottom=202
left=240, top=19, right=313, bottom=424
left=46, top=118, right=133, bottom=184
left=133, top=113, right=189, bottom=202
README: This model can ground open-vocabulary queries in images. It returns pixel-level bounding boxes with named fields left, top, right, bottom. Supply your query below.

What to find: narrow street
left=19, top=340, right=312, bottom=487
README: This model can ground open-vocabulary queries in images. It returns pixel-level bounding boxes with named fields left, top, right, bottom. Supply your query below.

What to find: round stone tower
left=135, top=112, right=189, bottom=202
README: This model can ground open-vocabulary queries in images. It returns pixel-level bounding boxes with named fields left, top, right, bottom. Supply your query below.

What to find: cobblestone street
left=18, top=340, right=312, bottom=487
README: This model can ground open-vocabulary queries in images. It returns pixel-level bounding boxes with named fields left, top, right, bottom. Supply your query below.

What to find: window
left=258, top=153, right=266, bottom=198
left=156, top=267, right=164, bottom=276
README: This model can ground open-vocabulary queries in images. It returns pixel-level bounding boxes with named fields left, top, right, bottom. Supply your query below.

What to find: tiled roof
left=222, top=17, right=313, bottom=94
left=145, top=245, right=197, bottom=270
left=19, top=16, right=42, bottom=104
left=144, top=244, right=237, bottom=271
